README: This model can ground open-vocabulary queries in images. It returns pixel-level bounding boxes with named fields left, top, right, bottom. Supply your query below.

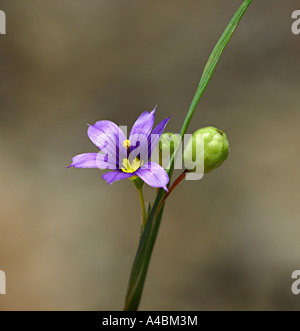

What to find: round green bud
left=159, top=133, right=179, bottom=158
left=183, top=126, right=229, bottom=173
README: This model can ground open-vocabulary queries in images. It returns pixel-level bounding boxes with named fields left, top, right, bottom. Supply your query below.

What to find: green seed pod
left=159, top=133, right=179, bottom=159
left=183, top=126, right=229, bottom=174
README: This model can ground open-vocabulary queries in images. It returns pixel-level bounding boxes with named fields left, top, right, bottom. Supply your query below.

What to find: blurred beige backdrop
left=0, top=0, right=300, bottom=310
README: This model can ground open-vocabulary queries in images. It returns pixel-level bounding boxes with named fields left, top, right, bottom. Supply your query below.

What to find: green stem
left=138, top=189, right=147, bottom=230
left=124, top=205, right=165, bottom=311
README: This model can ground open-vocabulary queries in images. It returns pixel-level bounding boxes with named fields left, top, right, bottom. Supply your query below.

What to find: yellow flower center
left=121, top=157, right=142, bottom=173
left=123, top=139, right=131, bottom=149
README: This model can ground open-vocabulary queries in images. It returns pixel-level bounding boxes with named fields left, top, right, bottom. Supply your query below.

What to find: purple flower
left=68, top=107, right=170, bottom=191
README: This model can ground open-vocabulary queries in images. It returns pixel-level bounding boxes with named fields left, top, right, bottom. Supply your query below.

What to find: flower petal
left=135, top=162, right=169, bottom=191
left=101, top=170, right=135, bottom=184
left=67, top=153, right=117, bottom=169
left=129, top=107, right=156, bottom=143
left=87, top=120, right=127, bottom=159
left=148, top=116, right=171, bottom=158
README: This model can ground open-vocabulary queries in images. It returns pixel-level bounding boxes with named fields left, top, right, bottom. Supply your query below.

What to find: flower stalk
left=137, top=188, right=147, bottom=230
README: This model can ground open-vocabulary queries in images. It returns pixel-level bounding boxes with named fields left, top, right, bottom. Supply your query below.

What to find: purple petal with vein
left=135, top=162, right=169, bottom=191
left=102, top=171, right=135, bottom=184
left=129, top=107, right=156, bottom=145
left=67, top=153, right=117, bottom=169
left=87, top=120, right=127, bottom=161
left=148, top=116, right=171, bottom=158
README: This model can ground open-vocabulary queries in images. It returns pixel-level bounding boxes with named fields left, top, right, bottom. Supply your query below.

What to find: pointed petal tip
left=129, top=108, right=156, bottom=140
left=151, top=105, right=157, bottom=113
left=162, top=185, right=168, bottom=192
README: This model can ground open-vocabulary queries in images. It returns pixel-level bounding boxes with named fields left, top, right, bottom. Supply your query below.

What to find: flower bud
left=183, top=126, right=229, bottom=173
left=159, top=133, right=179, bottom=159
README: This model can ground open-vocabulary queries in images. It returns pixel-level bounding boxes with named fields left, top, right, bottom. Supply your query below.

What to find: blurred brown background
left=0, top=0, right=300, bottom=310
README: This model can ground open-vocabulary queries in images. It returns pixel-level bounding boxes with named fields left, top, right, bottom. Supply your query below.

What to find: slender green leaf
left=168, top=0, right=253, bottom=181
left=124, top=206, right=165, bottom=311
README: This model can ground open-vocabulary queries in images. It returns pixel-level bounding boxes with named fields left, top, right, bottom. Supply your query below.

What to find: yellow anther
left=123, top=139, right=131, bottom=149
